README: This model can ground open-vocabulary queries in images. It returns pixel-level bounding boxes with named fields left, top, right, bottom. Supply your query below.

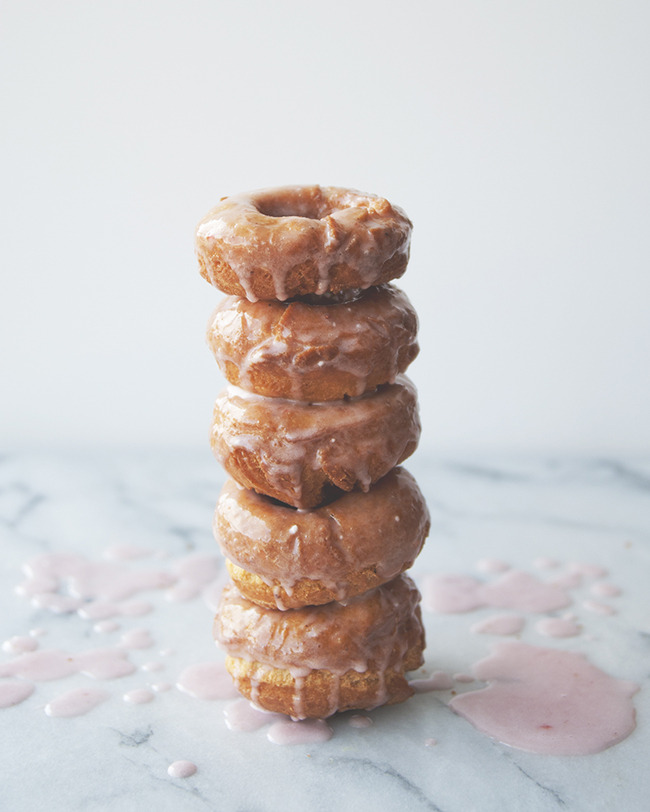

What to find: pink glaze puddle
left=266, top=718, right=333, bottom=745
left=103, top=544, right=152, bottom=561
left=476, top=559, right=510, bottom=574
left=118, top=600, right=153, bottom=616
left=450, top=641, right=638, bottom=755
left=535, top=616, right=581, bottom=638
left=176, top=662, right=239, bottom=701
left=79, top=600, right=153, bottom=622
left=424, top=738, right=437, bottom=747
left=168, top=760, right=197, bottom=779
left=31, top=594, right=84, bottom=614
left=166, top=554, right=221, bottom=603
left=224, top=698, right=284, bottom=731
left=123, top=688, right=155, bottom=704
left=454, top=673, right=475, bottom=683
left=568, top=562, right=608, bottom=578
left=0, top=647, right=135, bottom=681
left=549, top=572, right=583, bottom=589
left=0, top=680, right=35, bottom=708
left=470, top=614, right=525, bottom=636
left=18, top=552, right=176, bottom=604
left=533, top=557, right=559, bottom=570
left=423, top=570, right=571, bottom=614
left=45, top=687, right=110, bottom=717
left=202, top=582, right=225, bottom=613
left=410, top=671, right=454, bottom=693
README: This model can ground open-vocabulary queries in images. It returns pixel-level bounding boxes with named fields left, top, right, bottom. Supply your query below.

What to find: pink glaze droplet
left=176, top=662, right=239, bottom=701
left=168, top=760, right=197, bottom=779
left=349, top=715, right=373, bottom=729
left=123, top=689, right=154, bottom=704
left=266, top=718, right=333, bottom=745
left=450, top=641, right=638, bottom=755
left=78, top=601, right=120, bottom=620
left=94, top=620, right=120, bottom=634
left=0, top=680, right=35, bottom=708
left=470, top=614, right=525, bottom=636
left=141, top=661, right=163, bottom=673
left=152, top=682, right=172, bottom=693
left=536, top=617, right=581, bottom=638
left=453, top=673, right=475, bottom=684
left=410, top=670, right=454, bottom=693
left=2, top=636, right=39, bottom=654
left=583, top=600, right=616, bottom=616
left=424, top=738, right=438, bottom=747
left=590, top=582, right=621, bottom=598
left=120, top=629, right=154, bottom=650
left=224, top=698, right=283, bottom=731
left=45, top=688, right=110, bottom=717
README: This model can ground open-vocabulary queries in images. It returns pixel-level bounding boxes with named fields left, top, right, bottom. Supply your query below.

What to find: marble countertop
left=1, top=449, right=649, bottom=812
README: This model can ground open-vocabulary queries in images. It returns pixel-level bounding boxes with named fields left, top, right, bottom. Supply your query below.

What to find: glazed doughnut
left=214, top=467, right=430, bottom=610
left=195, top=186, right=412, bottom=301
left=210, top=376, right=420, bottom=509
left=206, top=284, right=419, bottom=402
left=214, top=574, right=425, bottom=719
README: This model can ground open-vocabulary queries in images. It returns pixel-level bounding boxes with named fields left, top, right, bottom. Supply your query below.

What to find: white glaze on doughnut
left=210, top=376, right=420, bottom=508
left=214, top=467, right=430, bottom=605
left=206, top=284, right=419, bottom=401
left=196, top=186, right=412, bottom=301
left=215, top=575, right=424, bottom=718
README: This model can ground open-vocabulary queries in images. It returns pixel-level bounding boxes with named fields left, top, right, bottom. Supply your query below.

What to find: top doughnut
left=195, top=185, right=412, bottom=301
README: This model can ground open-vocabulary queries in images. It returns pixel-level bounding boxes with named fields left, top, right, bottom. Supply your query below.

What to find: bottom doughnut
left=215, top=575, right=425, bottom=719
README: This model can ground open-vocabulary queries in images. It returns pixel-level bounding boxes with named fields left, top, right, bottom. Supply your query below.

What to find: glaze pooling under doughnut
left=215, top=575, right=425, bottom=719
left=206, top=284, right=419, bottom=402
left=210, top=376, right=420, bottom=509
left=214, top=467, right=430, bottom=609
left=195, top=186, right=412, bottom=301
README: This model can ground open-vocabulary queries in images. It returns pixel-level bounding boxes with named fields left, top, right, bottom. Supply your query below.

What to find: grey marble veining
left=1, top=449, right=649, bottom=812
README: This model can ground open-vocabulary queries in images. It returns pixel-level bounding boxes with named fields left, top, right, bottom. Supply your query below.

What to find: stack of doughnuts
left=196, top=185, right=429, bottom=720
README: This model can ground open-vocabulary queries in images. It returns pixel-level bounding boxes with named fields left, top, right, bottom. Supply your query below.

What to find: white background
left=2, top=0, right=648, bottom=453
